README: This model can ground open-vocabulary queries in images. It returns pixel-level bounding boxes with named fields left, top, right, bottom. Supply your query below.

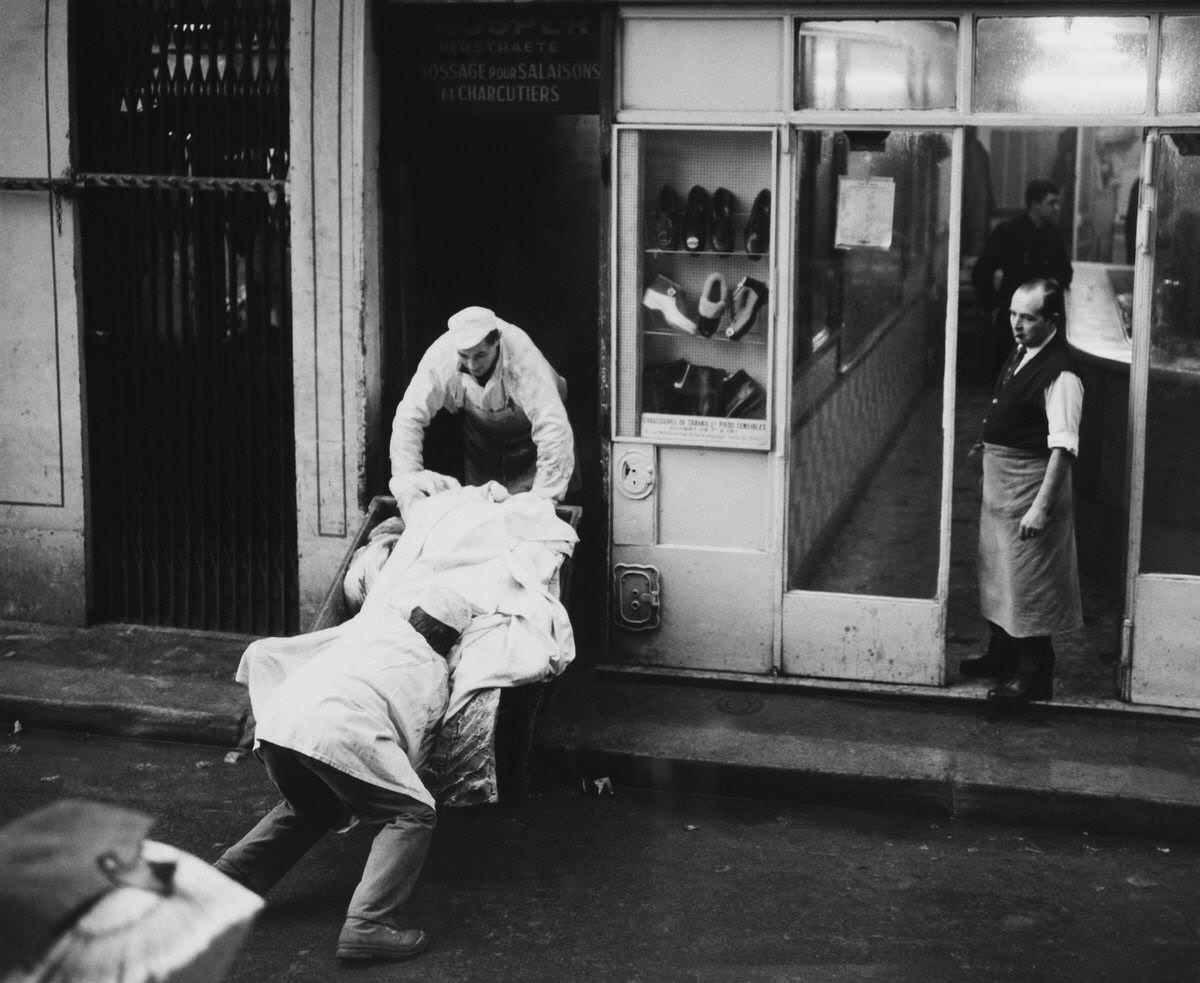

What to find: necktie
left=1001, top=345, right=1026, bottom=386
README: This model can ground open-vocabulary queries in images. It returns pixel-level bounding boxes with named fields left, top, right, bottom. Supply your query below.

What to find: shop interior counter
left=1065, top=261, right=1200, bottom=587
left=1065, top=261, right=1133, bottom=367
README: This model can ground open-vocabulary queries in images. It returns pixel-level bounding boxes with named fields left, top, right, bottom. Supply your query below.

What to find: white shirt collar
left=1022, top=326, right=1058, bottom=357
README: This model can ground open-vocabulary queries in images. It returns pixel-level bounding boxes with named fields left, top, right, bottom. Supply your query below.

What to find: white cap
left=447, top=306, right=500, bottom=350
left=413, top=584, right=474, bottom=634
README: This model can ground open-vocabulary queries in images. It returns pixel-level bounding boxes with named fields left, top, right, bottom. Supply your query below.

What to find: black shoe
left=719, top=369, right=766, bottom=418
left=645, top=359, right=693, bottom=414
left=709, top=187, right=736, bottom=253
left=987, top=672, right=1053, bottom=705
left=959, top=654, right=1016, bottom=680
left=691, top=364, right=726, bottom=417
left=744, top=188, right=771, bottom=258
left=696, top=272, right=728, bottom=338
left=683, top=185, right=709, bottom=252
left=725, top=276, right=768, bottom=340
left=653, top=185, right=681, bottom=250
left=336, top=918, right=430, bottom=962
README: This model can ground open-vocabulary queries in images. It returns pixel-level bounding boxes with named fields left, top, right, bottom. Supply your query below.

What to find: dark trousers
left=988, top=621, right=1055, bottom=676
left=214, top=741, right=436, bottom=928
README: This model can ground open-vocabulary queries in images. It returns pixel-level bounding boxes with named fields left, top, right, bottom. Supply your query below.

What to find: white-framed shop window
left=794, top=19, right=958, bottom=111
left=612, top=125, right=778, bottom=450
left=973, top=15, right=1152, bottom=116
left=620, top=16, right=785, bottom=113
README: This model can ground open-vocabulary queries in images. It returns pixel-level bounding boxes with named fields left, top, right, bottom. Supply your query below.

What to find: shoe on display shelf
left=744, top=188, right=771, bottom=258
left=696, top=271, right=729, bottom=338
left=719, top=369, right=766, bottom=418
left=652, top=185, right=682, bottom=250
left=726, top=276, right=769, bottom=341
left=642, top=274, right=698, bottom=334
left=683, top=184, right=710, bottom=252
left=644, top=358, right=727, bottom=417
left=709, top=187, right=736, bottom=254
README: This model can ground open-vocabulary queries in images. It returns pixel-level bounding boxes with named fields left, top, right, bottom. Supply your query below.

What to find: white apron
left=979, top=443, right=1083, bottom=638
left=461, top=394, right=538, bottom=492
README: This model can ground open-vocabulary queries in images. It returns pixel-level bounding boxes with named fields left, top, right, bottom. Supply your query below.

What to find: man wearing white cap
left=388, top=306, right=575, bottom=513
left=213, top=585, right=476, bottom=963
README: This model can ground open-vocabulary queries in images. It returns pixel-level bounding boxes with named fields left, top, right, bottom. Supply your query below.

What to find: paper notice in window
left=835, top=176, right=895, bottom=249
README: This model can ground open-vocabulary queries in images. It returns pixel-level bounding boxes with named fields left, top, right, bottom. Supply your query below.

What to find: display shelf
left=644, top=249, right=771, bottom=258
left=615, top=126, right=775, bottom=449
left=642, top=329, right=768, bottom=345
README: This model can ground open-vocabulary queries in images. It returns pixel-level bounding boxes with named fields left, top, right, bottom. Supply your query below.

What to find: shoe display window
left=614, top=127, right=776, bottom=449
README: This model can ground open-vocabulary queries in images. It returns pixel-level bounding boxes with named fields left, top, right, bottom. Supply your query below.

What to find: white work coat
left=247, top=614, right=449, bottom=809
left=239, top=486, right=578, bottom=811
left=388, top=321, right=575, bottom=501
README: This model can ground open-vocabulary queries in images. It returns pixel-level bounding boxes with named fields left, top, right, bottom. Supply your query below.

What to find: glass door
left=781, top=128, right=954, bottom=685
left=1126, top=131, right=1200, bottom=708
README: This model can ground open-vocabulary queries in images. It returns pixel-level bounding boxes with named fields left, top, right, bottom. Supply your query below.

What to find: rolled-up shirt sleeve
left=388, top=341, right=459, bottom=499
left=1044, top=370, right=1083, bottom=457
left=506, top=334, right=576, bottom=501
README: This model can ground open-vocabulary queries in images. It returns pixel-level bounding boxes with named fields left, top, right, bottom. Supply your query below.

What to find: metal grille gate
left=72, top=0, right=298, bottom=634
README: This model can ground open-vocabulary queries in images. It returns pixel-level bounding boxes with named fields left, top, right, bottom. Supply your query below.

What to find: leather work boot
left=690, top=364, right=727, bottom=417
left=987, top=671, right=1053, bottom=705
left=645, top=359, right=693, bottom=414
left=719, top=369, right=766, bottom=418
left=336, top=917, right=430, bottom=962
left=987, top=649, right=1055, bottom=705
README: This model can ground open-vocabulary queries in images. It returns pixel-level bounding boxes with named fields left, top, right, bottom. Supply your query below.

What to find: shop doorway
left=781, top=127, right=952, bottom=685
left=779, top=124, right=1139, bottom=700
left=383, top=112, right=601, bottom=434
left=947, top=124, right=1141, bottom=703
left=380, top=94, right=605, bottom=653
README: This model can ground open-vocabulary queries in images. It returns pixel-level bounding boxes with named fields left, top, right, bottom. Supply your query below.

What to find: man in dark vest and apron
left=388, top=306, right=576, bottom=515
left=960, top=278, right=1083, bottom=704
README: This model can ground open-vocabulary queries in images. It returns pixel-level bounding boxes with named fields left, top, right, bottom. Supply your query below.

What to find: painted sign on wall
left=398, top=6, right=604, bottom=114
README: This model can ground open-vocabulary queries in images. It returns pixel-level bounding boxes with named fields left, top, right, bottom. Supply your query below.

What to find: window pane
left=1141, top=133, right=1200, bottom=577
left=1160, top=17, right=1200, bottom=114
left=795, top=21, right=956, bottom=111
left=623, top=18, right=782, bottom=112
left=614, top=129, right=774, bottom=449
left=974, top=16, right=1148, bottom=115
left=788, top=129, right=950, bottom=598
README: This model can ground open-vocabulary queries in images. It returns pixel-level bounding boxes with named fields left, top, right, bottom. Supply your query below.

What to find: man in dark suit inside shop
left=960, top=278, right=1084, bottom=705
left=971, top=178, right=1074, bottom=385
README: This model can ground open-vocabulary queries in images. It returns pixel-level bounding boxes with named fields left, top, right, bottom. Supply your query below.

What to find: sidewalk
left=0, top=621, right=253, bottom=748
left=3, top=620, right=1200, bottom=843
left=540, top=667, right=1200, bottom=843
